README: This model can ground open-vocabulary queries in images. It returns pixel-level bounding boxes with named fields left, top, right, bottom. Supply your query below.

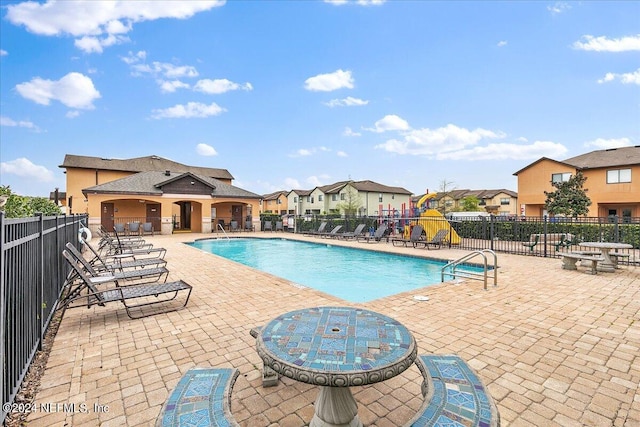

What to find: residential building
left=425, top=189, right=518, bottom=216
left=286, top=180, right=412, bottom=216
left=261, top=191, right=288, bottom=215
left=60, top=154, right=262, bottom=234
left=513, top=146, right=640, bottom=218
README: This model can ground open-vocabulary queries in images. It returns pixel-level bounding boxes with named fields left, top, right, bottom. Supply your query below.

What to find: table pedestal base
left=310, top=386, right=363, bottom=427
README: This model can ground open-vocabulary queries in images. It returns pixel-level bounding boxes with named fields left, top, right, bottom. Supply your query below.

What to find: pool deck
left=26, top=232, right=640, bottom=426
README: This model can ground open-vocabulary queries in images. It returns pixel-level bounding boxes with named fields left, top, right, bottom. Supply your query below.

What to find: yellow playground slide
left=415, top=193, right=461, bottom=245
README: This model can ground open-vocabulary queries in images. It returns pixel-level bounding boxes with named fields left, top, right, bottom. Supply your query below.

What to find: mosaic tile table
left=256, top=306, right=417, bottom=427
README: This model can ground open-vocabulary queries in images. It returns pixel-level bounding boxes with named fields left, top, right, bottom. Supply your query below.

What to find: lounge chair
left=275, top=221, right=284, bottom=232
left=305, top=221, right=327, bottom=236
left=65, top=243, right=169, bottom=284
left=357, top=224, right=388, bottom=243
left=415, top=228, right=449, bottom=249
left=318, top=225, right=343, bottom=238
left=80, top=242, right=167, bottom=271
left=263, top=221, right=273, bottom=232
left=391, top=224, right=425, bottom=247
left=337, top=223, right=366, bottom=240
left=61, top=250, right=192, bottom=319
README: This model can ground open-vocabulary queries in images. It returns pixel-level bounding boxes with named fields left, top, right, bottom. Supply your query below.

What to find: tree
left=0, top=185, right=62, bottom=218
left=460, top=196, right=480, bottom=212
left=436, top=179, right=456, bottom=215
left=544, top=171, right=592, bottom=217
left=335, top=184, right=362, bottom=216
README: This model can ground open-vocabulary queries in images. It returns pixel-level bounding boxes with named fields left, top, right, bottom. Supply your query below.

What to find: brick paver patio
left=25, top=232, right=640, bottom=426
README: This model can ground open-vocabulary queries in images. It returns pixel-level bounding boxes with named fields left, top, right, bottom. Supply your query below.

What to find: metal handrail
left=217, top=223, right=230, bottom=240
left=441, top=249, right=497, bottom=290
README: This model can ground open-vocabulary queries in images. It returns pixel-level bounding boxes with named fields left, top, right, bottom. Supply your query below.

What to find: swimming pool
left=188, top=238, right=483, bottom=303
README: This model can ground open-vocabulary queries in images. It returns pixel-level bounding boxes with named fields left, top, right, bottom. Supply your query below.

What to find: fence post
left=37, top=213, right=44, bottom=351
left=614, top=215, right=620, bottom=243
left=0, top=211, right=5, bottom=422
left=543, top=215, right=548, bottom=257
left=489, top=216, right=495, bottom=251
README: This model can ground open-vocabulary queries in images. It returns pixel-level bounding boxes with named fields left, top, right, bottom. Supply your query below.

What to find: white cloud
left=585, top=137, right=632, bottom=149
left=375, top=123, right=505, bottom=155
left=6, top=1, right=225, bottom=53
left=573, top=34, right=640, bottom=52
left=337, top=151, right=348, bottom=157
left=0, top=157, right=55, bottom=182
left=194, top=79, right=253, bottom=94
left=1, top=116, right=39, bottom=130
left=306, top=175, right=330, bottom=187
left=159, top=80, right=190, bottom=93
left=121, top=50, right=147, bottom=64
left=497, top=41, right=507, bottom=47
left=547, top=2, right=571, bottom=15
left=324, top=96, right=368, bottom=107
left=15, top=72, right=100, bottom=109
left=597, top=68, right=640, bottom=85
left=66, top=110, right=80, bottom=119
left=304, top=69, right=354, bottom=92
left=132, top=61, right=199, bottom=78
left=0, top=49, right=7, bottom=56
left=288, top=146, right=331, bottom=158
left=151, top=102, right=226, bottom=119
left=196, top=143, right=218, bottom=156
left=284, top=177, right=301, bottom=189
left=366, top=114, right=410, bottom=133
left=436, top=141, right=568, bottom=161
left=343, top=127, right=361, bottom=137
left=324, top=0, right=385, bottom=5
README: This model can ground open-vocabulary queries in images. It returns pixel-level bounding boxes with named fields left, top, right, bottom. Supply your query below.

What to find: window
left=607, top=169, right=631, bottom=184
left=551, top=173, right=571, bottom=183
left=332, top=194, right=337, bottom=201
left=318, top=195, right=323, bottom=201
left=378, top=193, right=383, bottom=202
left=311, top=197, right=314, bottom=203
left=277, top=198, right=281, bottom=204
left=500, top=198, right=510, bottom=205
left=479, top=199, right=486, bottom=206
left=340, top=193, right=345, bottom=201
left=294, top=197, right=298, bottom=203
left=306, top=196, right=311, bottom=202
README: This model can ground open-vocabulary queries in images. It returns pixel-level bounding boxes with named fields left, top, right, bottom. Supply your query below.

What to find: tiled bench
left=405, top=355, right=500, bottom=427
left=156, top=367, right=239, bottom=427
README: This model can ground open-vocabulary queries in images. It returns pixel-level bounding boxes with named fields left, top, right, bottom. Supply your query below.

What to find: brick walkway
left=26, top=233, right=640, bottom=426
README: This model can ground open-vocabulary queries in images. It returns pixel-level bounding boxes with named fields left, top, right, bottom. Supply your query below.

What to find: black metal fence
left=272, top=214, right=640, bottom=256
left=1, top=212, right=85, bottom=424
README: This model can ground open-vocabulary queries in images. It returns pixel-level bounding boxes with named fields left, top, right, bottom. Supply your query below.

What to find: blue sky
left=1, top=0, right=639, bottom=198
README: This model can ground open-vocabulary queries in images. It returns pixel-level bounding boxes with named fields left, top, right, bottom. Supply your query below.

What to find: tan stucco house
left=426, top=189, right=518, bottom=216
left=60, top=154, right=262, bottom=234
left=514, top=146, right=640, bottom=218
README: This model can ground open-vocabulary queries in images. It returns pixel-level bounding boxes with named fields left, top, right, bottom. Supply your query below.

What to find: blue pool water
left=188, top=238, right=483, bottom=303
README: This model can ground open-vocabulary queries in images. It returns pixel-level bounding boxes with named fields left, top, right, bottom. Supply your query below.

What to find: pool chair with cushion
left=60, top=250, right=192, bottom=319
left=337, top=223, right=367, bottom=240
left=263, top=221, right=273, bottom=232
left=127, top=221, right=141, bottom=236
left=275, top=221, right=284, bottom=232
left=392, top=224, right=425, bottom=247
left=141, top=222, right=154, bottom=236
left=230, top=220, right=239, bottom=232
left=78, top=242, right=167, bottom=272
left=415, top=228, right=449, bottom=249
left=357, top=224, right=388, bottom=243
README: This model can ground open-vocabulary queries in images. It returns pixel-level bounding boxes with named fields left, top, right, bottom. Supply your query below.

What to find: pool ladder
left=441, top=249, right=497, bottom=290
left=217, top=223, right=230, bottom=240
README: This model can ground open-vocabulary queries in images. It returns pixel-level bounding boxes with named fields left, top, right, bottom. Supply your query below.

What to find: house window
left=311, top=197, right=314, bottom=203
left=306, top=196, right=311, bottom=202
left=479, top=199, right=486, bottom=206
left=318, top=195, right=323, bottom=201
left=607, top=169, right=631, bottom=184
left=500, top=198, right=510, bottom=205
left=340, top=193, right=345, bottom=200
left=551, top=173, right=571, bottom=183
left=294, top=197, right=298, bottom=203
left=378, top=193, right=383, bottom=203
left=332, top=194, right=337, bottom=201
left=277, top=198, right=281, bottom=204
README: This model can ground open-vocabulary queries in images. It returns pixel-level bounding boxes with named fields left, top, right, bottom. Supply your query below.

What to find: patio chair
left=230, top=220, right=239, bottom=232
left=114, top=223, right=126, bottom=235
left=318, top=225, right=343, bottom=238
left=415, top=228, right=449, bottom=249
left=65, top=243, right=169, bottom=284
left=128, top=221, right=141, bottom=236
left=61, top=250, right=192, bottom=319
left=275, top=221, right=284, bottom=232
left=392, top=224, right=425, bottom=247
left=357, top=224, right=388, bottom=243
left=305, top=221, right=327, bottom=236
left=244, top=221, right=254, bottom=232
left=337, top=223, right=366, bottom=240
left=141, top=222, right=154, bottom=236
left=263, top=221, right=273, bottom=232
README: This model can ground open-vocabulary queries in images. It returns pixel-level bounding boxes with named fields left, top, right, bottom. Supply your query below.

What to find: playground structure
left=391, top=193, right=462, bottom=245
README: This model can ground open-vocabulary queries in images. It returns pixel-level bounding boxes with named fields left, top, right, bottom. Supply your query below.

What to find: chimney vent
left=165, top=170, right=170, bottom=176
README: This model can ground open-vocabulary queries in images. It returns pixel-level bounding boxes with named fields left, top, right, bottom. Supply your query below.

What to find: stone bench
left=561, top=253, right=604, bottom=275
left=405, top=354, right=500, bottom=427
left=609, top=251, right=631, bottom=268
left=156, top=367, right=239, bottom=427
left=250, top=327, right=279, bottom=387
